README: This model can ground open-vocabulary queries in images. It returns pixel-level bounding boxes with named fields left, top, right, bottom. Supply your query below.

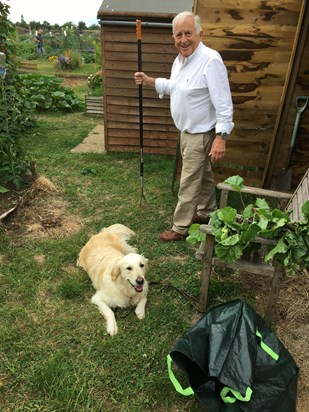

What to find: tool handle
left=296, top=96, right=308, bottom=114
left=136, top=20, right=142, bottom=72
left=136, top=19, right=142, bottom=41
left=289, top=111, right=302, bottom=150
left=286, top=97, right=307, bottom=166
left=136, top=19, right=143, bottom=149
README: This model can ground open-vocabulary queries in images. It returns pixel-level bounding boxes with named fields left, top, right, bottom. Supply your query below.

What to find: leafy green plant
left=187, top=175, right=309, bottom=275
left=0, top=2, right=36, bottom=189
left=15, top=37, right=37, bottom=60
left=20, top=73, right=83, bottom=111
left=0, top=185, right=9, bottom=193
left=82, top=51, right=95, bottom=63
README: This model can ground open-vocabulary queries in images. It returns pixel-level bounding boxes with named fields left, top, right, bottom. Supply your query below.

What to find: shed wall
left=195, top=0, right=307, bottom=187
left=100, top=24, right=179, bottom=155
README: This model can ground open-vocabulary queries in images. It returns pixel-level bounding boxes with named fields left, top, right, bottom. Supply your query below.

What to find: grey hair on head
left=172, top=11, right=202, bottom=35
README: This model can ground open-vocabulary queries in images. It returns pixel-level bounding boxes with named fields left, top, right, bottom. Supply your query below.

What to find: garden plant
left=187, top=175, right=309, bottom=276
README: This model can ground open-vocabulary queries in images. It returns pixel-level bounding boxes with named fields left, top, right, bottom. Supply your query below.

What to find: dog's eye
left=140, top=263, right=144, bottom=268
left=127, top=266, right=132, bottom=271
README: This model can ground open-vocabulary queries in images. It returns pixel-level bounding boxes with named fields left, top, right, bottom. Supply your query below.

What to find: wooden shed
left=98, top=0, right=308, bottom=189
left=195, top=0, right=308, bottom=189
left=97, top=0, right=193, bottom=155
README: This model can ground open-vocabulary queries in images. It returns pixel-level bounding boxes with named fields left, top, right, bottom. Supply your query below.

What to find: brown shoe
left=159, top=230, right=187, bottom=242
left=191, top=214, right=210, bottom=224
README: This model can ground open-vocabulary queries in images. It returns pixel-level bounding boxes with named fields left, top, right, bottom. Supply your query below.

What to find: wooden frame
left=199, top=168, right=309, bottom=323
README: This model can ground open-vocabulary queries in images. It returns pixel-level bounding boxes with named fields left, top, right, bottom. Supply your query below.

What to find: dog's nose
left=136, top=277, right=144, bottom=285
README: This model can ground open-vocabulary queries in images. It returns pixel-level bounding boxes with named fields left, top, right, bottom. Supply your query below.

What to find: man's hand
left=134, top=72, right=156, bottom=87
left=209, top=136, right=226, bottom=163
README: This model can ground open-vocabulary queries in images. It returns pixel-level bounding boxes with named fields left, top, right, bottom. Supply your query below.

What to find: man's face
left=173, top=16, right=202, bottom=58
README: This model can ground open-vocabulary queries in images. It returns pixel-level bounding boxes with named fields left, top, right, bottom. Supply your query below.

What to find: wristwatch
left=217, top=132, right=229, bottom=139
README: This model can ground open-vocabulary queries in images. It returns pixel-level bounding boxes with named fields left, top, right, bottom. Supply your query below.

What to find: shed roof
left=98, top=0, right=193, bottom=14
left=98, top=0, right=194, bottom=23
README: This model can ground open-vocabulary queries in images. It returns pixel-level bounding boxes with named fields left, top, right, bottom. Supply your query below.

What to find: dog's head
left=111, top=253, right=148, bottom=293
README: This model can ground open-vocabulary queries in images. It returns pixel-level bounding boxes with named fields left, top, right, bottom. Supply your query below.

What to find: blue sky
left=6, top=0, right=101, bottom=26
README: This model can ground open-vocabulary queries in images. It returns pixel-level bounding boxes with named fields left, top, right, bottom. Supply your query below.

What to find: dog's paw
left=106, top=319, right=118, bottom=336
left=135, top=308, right=145, bottom=320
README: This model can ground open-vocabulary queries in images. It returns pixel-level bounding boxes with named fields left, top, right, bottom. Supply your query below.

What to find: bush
left=15, top=38, right=37, bottom=60
left=20, top=74, right=83, bottom=111
left=82, top=51, right=95, bottom=63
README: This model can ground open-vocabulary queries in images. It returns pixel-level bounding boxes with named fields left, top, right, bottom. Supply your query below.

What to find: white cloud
left=5, top=0, right=102, bottom=26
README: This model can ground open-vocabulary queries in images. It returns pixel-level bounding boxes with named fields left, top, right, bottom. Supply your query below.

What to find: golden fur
left=78, top=224, right=148, bottom=336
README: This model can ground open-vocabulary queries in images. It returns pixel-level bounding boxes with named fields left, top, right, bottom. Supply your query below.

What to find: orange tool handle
left=136, top=19, right=142, bottom=40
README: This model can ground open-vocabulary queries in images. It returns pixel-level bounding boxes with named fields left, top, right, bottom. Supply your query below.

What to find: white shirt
left=155, top=42, right=234, bottom=135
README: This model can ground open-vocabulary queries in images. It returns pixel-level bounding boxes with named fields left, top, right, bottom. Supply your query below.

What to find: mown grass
left=0, top=111, right=245, bottom=411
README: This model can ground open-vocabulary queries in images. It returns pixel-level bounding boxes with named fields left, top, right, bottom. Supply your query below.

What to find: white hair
left=172, top=11, right=202, bottom=35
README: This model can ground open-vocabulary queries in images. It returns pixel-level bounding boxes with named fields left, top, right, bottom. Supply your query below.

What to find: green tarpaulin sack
left=167, top=299, right=298, bottom=412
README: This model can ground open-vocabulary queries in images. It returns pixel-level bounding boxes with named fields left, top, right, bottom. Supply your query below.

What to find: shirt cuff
left=155, top=78, right=168, bottom=99
left=216, top=121, right=235, bottom=135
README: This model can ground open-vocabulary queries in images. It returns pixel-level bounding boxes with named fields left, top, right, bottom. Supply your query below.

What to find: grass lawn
left=0, top=108, right=308, bottom=409
left=0, top=111, right=228, bottom=411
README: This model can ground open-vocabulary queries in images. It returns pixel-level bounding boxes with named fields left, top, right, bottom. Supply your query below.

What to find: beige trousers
left=172, top=130, right=217, bottom=235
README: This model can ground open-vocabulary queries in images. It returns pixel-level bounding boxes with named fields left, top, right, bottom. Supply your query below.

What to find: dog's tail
left=100, top=224, right=135, bottom=241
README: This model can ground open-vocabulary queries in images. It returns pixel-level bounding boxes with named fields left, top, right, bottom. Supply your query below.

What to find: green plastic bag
left=168, top=299, right=298, bottom=412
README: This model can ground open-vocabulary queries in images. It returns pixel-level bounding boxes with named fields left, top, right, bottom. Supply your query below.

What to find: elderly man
left=134, top=11, right=234, bottom=241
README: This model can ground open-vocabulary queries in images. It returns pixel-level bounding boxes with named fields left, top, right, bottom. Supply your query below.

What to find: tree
left=78, top=21, right=87, bottom=31
left=42, top=20, right=52, bottom=31
left=88, top=23, right=100, bottom=30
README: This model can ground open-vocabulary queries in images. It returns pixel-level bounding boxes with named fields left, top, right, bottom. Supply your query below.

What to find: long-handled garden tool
left=136, top=19, right=147, bottom=208
left=277, top=95, right=308, bottom=191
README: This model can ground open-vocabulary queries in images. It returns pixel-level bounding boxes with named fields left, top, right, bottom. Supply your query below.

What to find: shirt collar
left=177, top=41, right=203, bottom=65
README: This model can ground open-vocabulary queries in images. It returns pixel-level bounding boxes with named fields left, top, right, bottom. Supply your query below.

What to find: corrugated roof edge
left=97, top=10, right=176, bottom=23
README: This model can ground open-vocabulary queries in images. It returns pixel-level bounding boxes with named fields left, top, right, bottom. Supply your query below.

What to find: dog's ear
left=142, top=256, right=149, bottom=269
left=111, top=264, right=121, bottom=281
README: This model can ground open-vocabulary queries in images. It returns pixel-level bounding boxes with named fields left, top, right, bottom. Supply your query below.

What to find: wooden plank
left=104, top=42, right=176, bottom=54
left=19, top=62, right=38, bottom=70
left=107, top=129, right=178, bottom=141
left=107, top=121, right=177, bottom=133
left=105, top=104, right=170, bottom=115
left=198, top=0, right=301, bottom=25
left=216, top=182, right=292, bottom=199
left=105, top=60, right=174, bottom=73
left=212, top=257, right=274, bottom=277
left=85, top=96, right=104, bottom=115
left=285, top=168, right=309, bottom=220
left=200, top=235, right=215, bottom=311
left=105, top=145, right=176, bottom=155
left=213, top=166, right=263, bottom=187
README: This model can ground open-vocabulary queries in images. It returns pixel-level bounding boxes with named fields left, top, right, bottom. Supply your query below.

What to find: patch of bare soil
left=61, top=77, right=87, bottom=88
left=0, top=176, right=83, bottom=242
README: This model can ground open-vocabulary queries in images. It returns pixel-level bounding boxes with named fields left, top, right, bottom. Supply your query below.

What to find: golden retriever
left=78, top=224, right=149, bottom=336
